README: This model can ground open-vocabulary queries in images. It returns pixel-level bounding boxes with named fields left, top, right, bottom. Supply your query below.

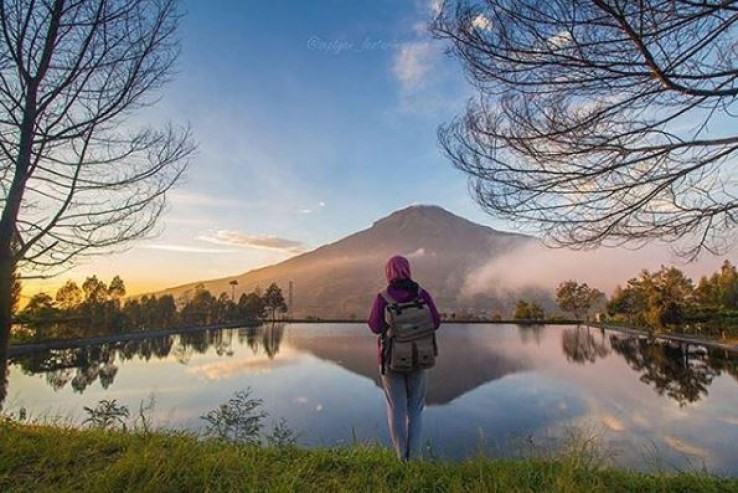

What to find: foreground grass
left=2, top=422, right=737, bottom=493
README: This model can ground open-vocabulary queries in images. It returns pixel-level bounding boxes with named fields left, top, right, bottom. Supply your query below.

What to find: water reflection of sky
left=4, top=324, right=738, bottom=476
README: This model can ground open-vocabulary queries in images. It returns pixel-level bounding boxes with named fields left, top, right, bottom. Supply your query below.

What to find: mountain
left=152, top=205, right=534, bottom=318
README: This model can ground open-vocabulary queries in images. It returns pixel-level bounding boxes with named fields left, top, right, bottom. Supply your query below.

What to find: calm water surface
left=4, top=324, right=738, bottom=475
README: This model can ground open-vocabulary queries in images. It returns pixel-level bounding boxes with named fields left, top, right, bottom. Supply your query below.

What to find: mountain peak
left=373, top=204, right=461, bottom=227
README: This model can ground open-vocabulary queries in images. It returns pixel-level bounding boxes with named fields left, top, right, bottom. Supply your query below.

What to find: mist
left=462, top=241, right=733, bottom=297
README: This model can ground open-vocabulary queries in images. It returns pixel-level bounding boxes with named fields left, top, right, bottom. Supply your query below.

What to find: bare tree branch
left=433, top=0, right=738, bottom=258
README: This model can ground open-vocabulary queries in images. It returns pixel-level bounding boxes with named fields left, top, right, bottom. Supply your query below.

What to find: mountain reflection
left=288, top=328, right=532, bottom=405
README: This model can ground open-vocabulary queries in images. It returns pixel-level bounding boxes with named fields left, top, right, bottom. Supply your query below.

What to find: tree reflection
left=0, top=352, right=7, bottom=413
left=5, top=325, right=284, bottom=398
left=609, top=336, right=720, bottom=407
left=262, top=323, right=284, bottom=359
left=517, top=324, right=544, bottom=346
left=561, top=326, right=610, bottom=364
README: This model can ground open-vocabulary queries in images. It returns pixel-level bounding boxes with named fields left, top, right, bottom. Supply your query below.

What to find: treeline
left=14, top=277, right=288, bottom=342
left=606, top=260, right=738, bottom=335
left=511, top=260, right=738, bottom=336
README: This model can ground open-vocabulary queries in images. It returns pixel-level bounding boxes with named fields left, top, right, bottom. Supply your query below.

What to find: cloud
left=197, top=230, right=306, bottom=254
left=393, top=41, right=438, bottom=89
left=406, top=247, right=428, bottom=258
left=168, top=190, right=259, bottom=209
left=429, top=0, right=443, bottom=16
left=462, top=241, right=729, bottom=297
left=471, top=14, right=492, bottom=31
left=140, top=244, right=237, bottom=254
left=187, top=357, right=298, bottom=380
left=663, top=436, right=709, bottom=458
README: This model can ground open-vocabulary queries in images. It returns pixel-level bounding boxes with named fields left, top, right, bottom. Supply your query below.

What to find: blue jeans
left=381, top=369, right=426, bottom=460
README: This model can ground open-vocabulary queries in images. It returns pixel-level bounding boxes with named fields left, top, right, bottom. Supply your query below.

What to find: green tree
left=82, top=276, right=109, bottom=305
left=22, top=292, right=56, bottom=319
left=181, top=284, right=217, bottom=325
left=55, top=280, right=83, bottom=311
left=238, top=292, right=266, bottom=321
left=0, top=0, right=194, bottom=374
left=556, top=281, right=604, bottom=321
left=607, top=281, right=648, bottom=325
left=513, top=300, right=532, bottom=320
left=108, top=276, right=126, bottom=304
left=695, top=260, right=738, bottom=311
left=608, top=267, right=694, bottom=331
left=645, top=266, right=694, bottom=330
left=156, top=295, right=178, bottom=328
left=262, top=283, right=287, bottom=321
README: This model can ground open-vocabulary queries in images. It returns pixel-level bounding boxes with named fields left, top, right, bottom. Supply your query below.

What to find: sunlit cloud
left=663, top=435, right=709, bottom=458
left=300, top=209, right=313, bottom=214
left=601, top=414, right=625, bottom=432
left=197, top=230, right=306, bottom=254
left=186, top=356, right=299, bottom=380
left=140, top=244, right=237, bottom=254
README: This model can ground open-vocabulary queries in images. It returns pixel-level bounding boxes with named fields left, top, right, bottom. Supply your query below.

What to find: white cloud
left=429, top=0, right=443, bottom=16
left=300, top=209, right=313, bottom=214
left=139, top=244, right=237, bottom=254
left=406, top=247, right=427, bottom=258
left=393, top=41, right=437, bottom=89
left=319, top=201, right=326, bottom=207
left=197, top=230, right=306, bottom=254
left=167, top=190, right=258, bottom=209
left=471, top=14, right=492, bottom=31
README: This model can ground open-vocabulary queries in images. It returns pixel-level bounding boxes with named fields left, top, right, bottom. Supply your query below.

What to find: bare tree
left=0, top=0, right=194, bottom=372
left=432, top=1, right=738, bottom=258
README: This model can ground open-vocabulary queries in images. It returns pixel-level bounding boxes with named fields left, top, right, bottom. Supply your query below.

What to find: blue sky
left=28, top=0, right=500, bottom=295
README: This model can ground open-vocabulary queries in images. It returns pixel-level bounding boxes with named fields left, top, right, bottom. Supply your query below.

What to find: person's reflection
left=561, top=326, right=610, bottom=364
left=610, top=336, right=719, bottom=407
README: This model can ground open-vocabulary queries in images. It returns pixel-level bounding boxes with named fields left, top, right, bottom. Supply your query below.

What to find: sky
left=21, top=0, right=735, bottom=301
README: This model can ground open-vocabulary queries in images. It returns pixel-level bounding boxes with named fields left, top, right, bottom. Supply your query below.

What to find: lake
left=4, top=323, right=738, bottom=475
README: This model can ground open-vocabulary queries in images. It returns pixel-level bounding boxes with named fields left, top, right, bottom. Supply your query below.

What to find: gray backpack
left=380, top=288, right=437, bottom=373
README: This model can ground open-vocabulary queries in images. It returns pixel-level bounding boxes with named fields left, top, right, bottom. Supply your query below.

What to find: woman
left=367, top=255, right=441, bottom=461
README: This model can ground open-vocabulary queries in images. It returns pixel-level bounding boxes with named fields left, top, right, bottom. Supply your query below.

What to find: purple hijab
left=385, top=255, right=412, bottom=283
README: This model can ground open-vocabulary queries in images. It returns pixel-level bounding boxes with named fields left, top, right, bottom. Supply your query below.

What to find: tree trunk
left=0, top=252, right=13, bottom=412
